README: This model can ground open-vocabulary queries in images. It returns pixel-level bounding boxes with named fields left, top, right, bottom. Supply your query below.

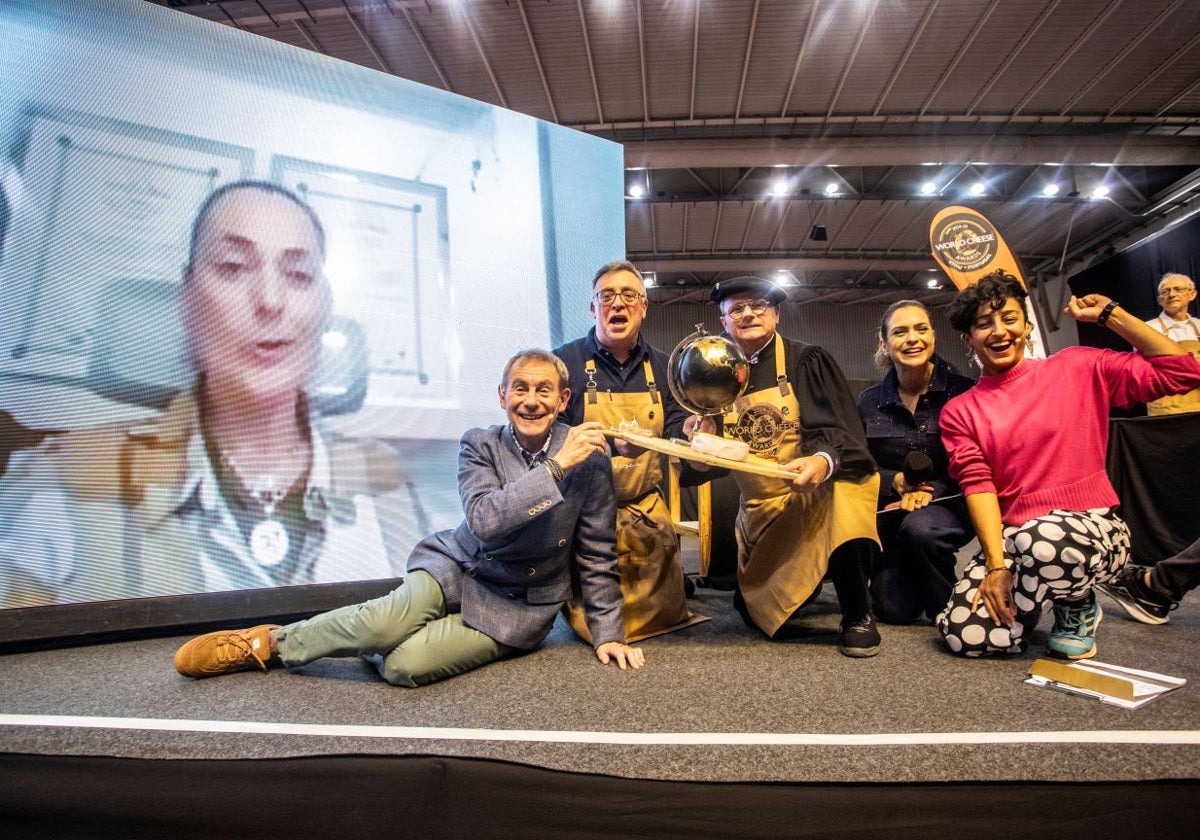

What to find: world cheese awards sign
left=929, top=205, right=1045, bottom=358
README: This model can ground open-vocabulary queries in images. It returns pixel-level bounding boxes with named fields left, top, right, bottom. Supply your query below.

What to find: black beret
left=709, top=275, right=787, bottom=305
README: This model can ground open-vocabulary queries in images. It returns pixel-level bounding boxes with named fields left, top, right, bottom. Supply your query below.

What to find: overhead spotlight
left=772, top=179, right=789, bottom=196
left=920, top=181, right=937, bottom=196
left=642, top=271, right=657, bottom=288
left=628, top=184, right=644, bottom=198
left=926, top=277, right=940, bottom=289
left=809, top=224, right=828, bottom=241
left=1042, top=183, right=1060, bottom=197
left=824, top=182, right=840, bottom=196
left=1091, top=184, right=1110, bottom=199
left=969, top=182, right=986, bottom=196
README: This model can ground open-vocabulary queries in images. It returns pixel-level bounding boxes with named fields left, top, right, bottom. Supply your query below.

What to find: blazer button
left=557, top=538, right=567, bottom=547
left=525, top=567, right=537, bottom=577
left=528, top=508, right=537, bottom=516
left=507, top=593, right=518, bottom=600
left=485, top=554, right=493, bottom=561
left=466, top=568, right=477, bottom=578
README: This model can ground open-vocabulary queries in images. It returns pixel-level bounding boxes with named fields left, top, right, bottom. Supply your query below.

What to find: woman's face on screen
left=183, top=188, right=330, bottom=404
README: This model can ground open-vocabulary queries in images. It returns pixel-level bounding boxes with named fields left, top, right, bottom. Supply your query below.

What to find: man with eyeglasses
left=710, top=276, right=882, bottom=657
left=554, top=260, right=711, bottom=643
left=1145, top=272, right=1200, bottom=415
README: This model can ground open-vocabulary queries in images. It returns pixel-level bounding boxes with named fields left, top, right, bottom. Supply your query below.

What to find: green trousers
left=275, top=571, right=513, bottom=687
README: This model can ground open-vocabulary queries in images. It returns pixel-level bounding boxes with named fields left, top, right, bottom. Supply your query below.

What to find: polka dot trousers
left=937, top=508, right=1130, bottom=657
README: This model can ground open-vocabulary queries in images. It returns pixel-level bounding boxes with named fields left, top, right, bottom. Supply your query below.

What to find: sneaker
left=1096, top=566, right=1176, bottom=625
left=173, top=624, right=281, bottom=678
left=1047, top=594, right=1102, bottom=660
left=838, top=615, right=881, bottom=658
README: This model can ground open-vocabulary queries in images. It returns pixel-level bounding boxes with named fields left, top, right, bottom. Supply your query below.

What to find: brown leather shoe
left=173, top=624, right=281, bottom=678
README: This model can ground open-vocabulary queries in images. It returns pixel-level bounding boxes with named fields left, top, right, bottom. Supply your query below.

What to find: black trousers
left=870, top=497, right=973, bottom=624
left=826, top=537, right=877, bottom=624
left=1150, top=535, right=1200, bottom=601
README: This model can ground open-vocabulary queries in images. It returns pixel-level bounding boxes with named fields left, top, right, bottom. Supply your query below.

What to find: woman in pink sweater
left=937, top=271, right=1200, bottom=660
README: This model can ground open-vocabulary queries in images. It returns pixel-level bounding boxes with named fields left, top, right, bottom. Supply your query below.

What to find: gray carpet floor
left=2, top=583, right=1198, bottom=784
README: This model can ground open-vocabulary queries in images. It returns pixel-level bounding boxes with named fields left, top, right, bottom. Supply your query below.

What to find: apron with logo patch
left=565, top=358, right=708, bottom=643
left=1148, top=321, right=1200, bottom=415
left=721, top=339, right=879, bottom=636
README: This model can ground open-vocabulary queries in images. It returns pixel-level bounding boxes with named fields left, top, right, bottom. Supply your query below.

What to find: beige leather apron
left=1148, top=320, right=1200, bottom=415
left=721, top=339, right=879, bottom=636
left=565, top=359, right=708, bottom=643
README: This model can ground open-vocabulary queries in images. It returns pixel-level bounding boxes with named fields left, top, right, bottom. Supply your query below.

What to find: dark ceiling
left=155, top=0, right=1200, bottom=305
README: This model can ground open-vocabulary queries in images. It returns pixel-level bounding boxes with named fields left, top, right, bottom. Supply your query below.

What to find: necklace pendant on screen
left=250, top=519, right=290, bottom=567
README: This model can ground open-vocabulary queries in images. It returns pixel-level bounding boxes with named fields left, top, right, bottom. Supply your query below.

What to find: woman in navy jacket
left=857, top=301, right=976, bottom=624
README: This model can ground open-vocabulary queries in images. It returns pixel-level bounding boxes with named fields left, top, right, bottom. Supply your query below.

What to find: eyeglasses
left=1159, top=286, right=1193, bottom=297
left=594, top=288, right=645, bottom=306
left=722, top=299, right=772, bottom=318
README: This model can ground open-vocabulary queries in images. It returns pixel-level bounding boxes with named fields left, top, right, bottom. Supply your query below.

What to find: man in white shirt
left=1147, top=273, right=1200, bottom=339
left=1145, top=272, right=1200, bottom=415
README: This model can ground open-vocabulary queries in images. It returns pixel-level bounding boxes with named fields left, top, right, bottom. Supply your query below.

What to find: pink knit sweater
left=940, top=347, right=1200, bottom=526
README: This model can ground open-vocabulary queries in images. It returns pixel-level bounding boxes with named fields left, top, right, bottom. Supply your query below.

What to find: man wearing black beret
left=710, top=276, right=882, bottom=656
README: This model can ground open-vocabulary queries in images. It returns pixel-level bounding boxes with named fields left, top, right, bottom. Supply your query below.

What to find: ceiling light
left=1091, top=185, right=1110, bottom=199
left=809, top=224, right=828, bottom=241
left=772, top=179, right=789, bottom=196
left=920, top=181, right=937, bottom=195
left=824, top=182, right=839, bottom=196
left=1042, top=183, right=1060, bottom=197
left=926, top=278, right=940, bottom=289
left=628, top=184, right=644, bottom=198
left=969, top=182, right=986, bottom=196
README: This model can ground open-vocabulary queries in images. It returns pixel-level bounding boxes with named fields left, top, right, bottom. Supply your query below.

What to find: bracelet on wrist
left=545, top=458, right=564, bottom=482
left=1096, top=300, right=1119, bottom=326
left=984, top=566, right=1009, bottom=576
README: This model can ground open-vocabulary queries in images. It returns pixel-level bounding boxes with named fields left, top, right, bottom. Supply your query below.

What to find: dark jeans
left=871, top=497, right=973, bottom=625
left=1150, top=535, right=1200, bottom=601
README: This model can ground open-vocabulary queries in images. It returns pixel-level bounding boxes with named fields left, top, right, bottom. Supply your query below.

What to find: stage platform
left=3, top=586, right=1200, bottom=837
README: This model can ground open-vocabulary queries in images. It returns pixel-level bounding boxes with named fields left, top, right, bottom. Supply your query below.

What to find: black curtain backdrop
left=1107, top=412, right=1200, bottom=563
left=1068, top=213, right=1200, bottom=352
left=1067, top=214, right=1200, bottom=562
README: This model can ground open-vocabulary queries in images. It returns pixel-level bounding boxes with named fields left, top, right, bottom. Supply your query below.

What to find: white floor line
left=3, top=714, right=1200, bottom=746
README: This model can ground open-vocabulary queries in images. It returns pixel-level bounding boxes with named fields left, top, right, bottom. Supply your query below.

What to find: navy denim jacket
left=856, top=355, right=976, bottom=507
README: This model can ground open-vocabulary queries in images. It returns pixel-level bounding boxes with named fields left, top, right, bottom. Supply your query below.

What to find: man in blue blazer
left=174, top=349, right=645, bottom=686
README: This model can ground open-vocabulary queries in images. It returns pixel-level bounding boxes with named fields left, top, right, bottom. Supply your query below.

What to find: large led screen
left=0, top=0, right=624, bottom=624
